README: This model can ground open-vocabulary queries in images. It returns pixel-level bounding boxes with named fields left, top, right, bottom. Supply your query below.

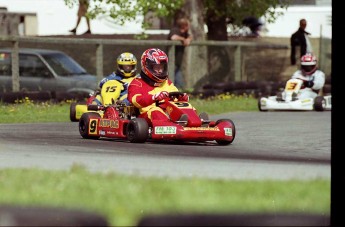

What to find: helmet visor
left=302, top=65, right=315, bottom=73
left=120, top=65, right=135, bottom=73
left=149, top=62, right=168, bottom=80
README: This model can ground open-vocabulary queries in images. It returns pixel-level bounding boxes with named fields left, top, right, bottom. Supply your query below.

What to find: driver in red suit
left=127, top=48, right=189, bottom=124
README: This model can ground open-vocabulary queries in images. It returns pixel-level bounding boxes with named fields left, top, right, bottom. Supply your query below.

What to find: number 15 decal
left=105, top=86, right=117, bottom=93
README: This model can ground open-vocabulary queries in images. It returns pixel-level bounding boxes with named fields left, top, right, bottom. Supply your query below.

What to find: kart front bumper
left=150, top=120, right=235, bottom=142
left=259, top=97, right=314, bottom=111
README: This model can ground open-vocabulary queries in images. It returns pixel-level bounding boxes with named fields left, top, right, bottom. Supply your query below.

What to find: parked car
left=0, top=48, right=98, bottom=100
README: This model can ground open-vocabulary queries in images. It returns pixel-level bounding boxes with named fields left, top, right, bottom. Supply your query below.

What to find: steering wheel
left=168, top=91, right=185, bottom=100
left=155, top=91, right=185, bottom=106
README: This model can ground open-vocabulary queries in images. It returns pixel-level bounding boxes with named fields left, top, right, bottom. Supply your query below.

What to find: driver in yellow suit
left=93, top=52, right=138, bottom=106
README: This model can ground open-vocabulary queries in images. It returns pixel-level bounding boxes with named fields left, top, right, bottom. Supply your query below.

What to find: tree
left=64, top=0, right=289, bottom=89
left=65, top=0, right=289, bottom=41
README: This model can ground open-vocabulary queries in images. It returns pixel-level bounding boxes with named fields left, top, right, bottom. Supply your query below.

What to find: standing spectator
left=167, top=18, right=193, bottom=89
left=69, top=0, right=91, bottom=35
left=290, top=18, right=312, bottom=65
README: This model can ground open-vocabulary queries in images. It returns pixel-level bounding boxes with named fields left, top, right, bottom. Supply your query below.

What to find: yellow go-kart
left=69, top=80, right=127, bottom=122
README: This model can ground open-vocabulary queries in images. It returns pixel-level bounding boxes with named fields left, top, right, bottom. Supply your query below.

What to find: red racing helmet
left=140, top=48, right=168, bottom=84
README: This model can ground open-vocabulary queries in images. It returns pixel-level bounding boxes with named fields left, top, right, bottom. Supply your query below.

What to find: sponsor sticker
left=100, top=119, right=119, bottom=128
left=224, top=128, right=232, bottom=136
left=155, top=126, right=177, bottom=134
left=301, top=99, right=312, bottom=103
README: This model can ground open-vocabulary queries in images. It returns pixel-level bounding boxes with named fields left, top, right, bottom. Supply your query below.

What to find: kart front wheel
left=313, top=96, right=325, bottom=111
left=257, top=97, right=267, bottom=112
left=126, top=118, right=149, bottom=143
left=215, top=119, right=236, bottom=145
left=79, top=112, right=101, bottom=139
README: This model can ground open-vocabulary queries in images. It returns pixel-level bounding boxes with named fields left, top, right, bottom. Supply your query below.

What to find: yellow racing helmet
left=117, top=52, right=137, bottom=78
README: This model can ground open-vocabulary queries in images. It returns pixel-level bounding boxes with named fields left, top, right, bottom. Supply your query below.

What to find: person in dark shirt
left=290, top=19, right=312, bottom=65
left=167, top=18, right=193, bottom=89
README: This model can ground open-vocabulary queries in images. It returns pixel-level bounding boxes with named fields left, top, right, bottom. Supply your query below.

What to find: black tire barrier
left=52, top=91, right=89, bottom=102
left=0, top=205, right=109, bottom=226
left=0, top=91, right=89, bottom=103
left=0, top=91, right=51, bottom=103
left=24, top=91, right=52, bottom=101
left=137, top=213, right=330, bottom=226
left=0, top=91, right=25, bottom=103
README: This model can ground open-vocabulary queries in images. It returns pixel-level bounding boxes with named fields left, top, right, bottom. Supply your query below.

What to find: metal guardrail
left=0, top=35, right=289, bottom=92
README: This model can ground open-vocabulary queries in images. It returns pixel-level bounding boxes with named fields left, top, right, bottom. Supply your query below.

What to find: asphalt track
left=0, top=111, right=331, bottom=180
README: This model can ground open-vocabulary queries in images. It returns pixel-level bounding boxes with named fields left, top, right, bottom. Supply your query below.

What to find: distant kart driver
left=281, top=53, right=325, bottom=100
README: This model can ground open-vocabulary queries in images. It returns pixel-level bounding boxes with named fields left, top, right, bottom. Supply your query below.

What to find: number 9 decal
left=89, top=119, right=98, bottom=135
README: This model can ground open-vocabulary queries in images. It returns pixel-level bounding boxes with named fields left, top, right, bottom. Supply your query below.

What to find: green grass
left=0, top=166, right=330, bottom=226
left=0, top=95, right=329, bottom=226
left=0, top=98, right=71, bottom=123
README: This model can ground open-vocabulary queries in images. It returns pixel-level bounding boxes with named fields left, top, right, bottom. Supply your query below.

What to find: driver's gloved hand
left=178, top=93, right=189, bottom=102
left=152, top=91, right=169, bottom=101
left=303, top=80, right=314, bottom=88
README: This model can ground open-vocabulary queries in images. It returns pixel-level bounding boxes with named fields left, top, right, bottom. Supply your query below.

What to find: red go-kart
left=79, top=92, right=236, bottom=145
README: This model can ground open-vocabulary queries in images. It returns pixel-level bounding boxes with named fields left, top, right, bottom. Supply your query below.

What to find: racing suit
left=291, top=69, right=325, bottom=99
left=94, top=72, right=137, bottom=105
left=127, top=71, right=179, bottom=123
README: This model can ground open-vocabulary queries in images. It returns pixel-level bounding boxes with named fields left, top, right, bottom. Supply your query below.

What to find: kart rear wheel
left=215, top=119, right=236, bottom=145
left=70, top=102, right=78, bottom=122
left=79, top=112, right=101, bottom=139
left=126, top=118, right=149, bottom=143
left=313, top=96, right=325, bottom=111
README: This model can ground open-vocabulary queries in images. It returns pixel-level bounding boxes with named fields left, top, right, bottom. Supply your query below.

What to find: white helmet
left=300, top=53, right=317, bottom=76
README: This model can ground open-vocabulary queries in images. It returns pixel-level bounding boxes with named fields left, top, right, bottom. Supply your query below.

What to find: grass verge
left=0, top=166, right=330, bottom=226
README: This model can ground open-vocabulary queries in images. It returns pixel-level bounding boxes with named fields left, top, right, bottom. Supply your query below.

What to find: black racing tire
left=257, top=97, right=267, bottom=112
left=70, top=102, right=78, bottom=122
left=126, top=118, right=149, bottom=143
left=79, top=112, right=101, bottom=139
left=215, top=119, right=236, bottom=145
left=313, top=96, right=325, bottom=111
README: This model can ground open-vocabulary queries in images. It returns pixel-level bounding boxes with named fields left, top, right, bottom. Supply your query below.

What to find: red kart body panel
left=150, top=119, right=234, bottom=142
left=87, top=117, right=129, bottom=138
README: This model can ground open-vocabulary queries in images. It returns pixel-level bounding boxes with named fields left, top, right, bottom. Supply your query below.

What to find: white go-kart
left=258, top=78, right=331, bottom=111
